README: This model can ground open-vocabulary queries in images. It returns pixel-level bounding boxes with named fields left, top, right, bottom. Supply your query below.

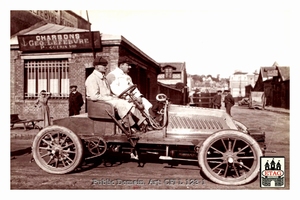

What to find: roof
left=157, top=82, right=182, bottom=91
left=10, top=23, right=161, bottom=70
left=277, top=66, right=290, bottom=81
left=10, top=23, right=90, bottom=45
left=260, top=66, right=276, bottom=79
left=233, top=71, right=248, bottom=75
left=100, top=33, right=159, bottom=66
left=160, top=62, right=186, bottom=72
left=22, top=23, right=89, bottom=34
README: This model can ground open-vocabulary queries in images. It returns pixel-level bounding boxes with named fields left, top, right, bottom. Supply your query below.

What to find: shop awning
left=22, top=23, right=89, bottom=34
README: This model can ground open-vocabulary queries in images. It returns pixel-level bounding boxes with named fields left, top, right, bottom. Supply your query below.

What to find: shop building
left=10, top=11, right=161, bottom=120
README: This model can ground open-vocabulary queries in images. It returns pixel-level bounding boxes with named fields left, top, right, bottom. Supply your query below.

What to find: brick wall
left=10, top=44, right=161, bottom=121
left=10, top=50, right=17, bottom=114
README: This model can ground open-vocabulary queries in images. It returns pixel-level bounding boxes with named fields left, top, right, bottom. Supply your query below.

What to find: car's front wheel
left=198, top=130, right=262, bottom=185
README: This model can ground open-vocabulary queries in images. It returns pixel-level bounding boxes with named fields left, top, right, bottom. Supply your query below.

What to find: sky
left=70, top=0, right=299, bottom=78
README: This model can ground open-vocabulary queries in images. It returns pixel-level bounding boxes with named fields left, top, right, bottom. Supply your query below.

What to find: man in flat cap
left=85, top=56, right=146, bottom=134
left=223, top=89, right=235, bottom=116
left=106, top=57, right=153, bottom=117
left=68, top=85, right=84, bottom=116
left=212, top=90, right=222, bottom=109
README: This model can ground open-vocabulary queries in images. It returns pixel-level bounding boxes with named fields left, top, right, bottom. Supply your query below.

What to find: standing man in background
left=223, top=90, right=235, bottom=116
left=212, top=90, right=222, bottom=109
left=68, top=85, right=84, bottom=116
left=191, top=88, right=200, bottom=107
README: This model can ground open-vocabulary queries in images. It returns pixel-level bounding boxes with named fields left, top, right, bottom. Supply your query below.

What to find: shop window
left=165, top=67, right=173, bottom=79
left=24, top=59, right=69, bottom=99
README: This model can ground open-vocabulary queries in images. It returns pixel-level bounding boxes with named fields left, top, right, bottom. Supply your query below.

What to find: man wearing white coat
left=106, top=57, right=153, bottom=116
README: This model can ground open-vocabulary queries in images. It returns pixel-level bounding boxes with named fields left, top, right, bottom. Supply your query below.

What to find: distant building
left=229, top=71, right=248, bottom=97
left=158, top=62, right=187, bottom=86
left=253, top=62, right=289, bottom=109
left=229, top=70, right=259, bottom=97
left=157, top=62, right=188, bottom=105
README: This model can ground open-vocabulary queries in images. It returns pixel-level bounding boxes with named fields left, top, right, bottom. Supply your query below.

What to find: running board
left=159, top=156, right=197, bottom=162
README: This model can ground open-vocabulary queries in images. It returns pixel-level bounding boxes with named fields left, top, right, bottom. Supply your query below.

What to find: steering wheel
left=118, top=84, right=137, bottom=99
left=156, top=93, right=167, bottom=102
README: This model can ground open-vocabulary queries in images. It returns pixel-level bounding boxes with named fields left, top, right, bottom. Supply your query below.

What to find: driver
left=106, top=57, right=153, bottom=116
left=85, top=56, right=146, bottom=134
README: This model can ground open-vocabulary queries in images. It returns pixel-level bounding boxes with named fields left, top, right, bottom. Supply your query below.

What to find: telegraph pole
left=86, top=10, right=96, bottom=59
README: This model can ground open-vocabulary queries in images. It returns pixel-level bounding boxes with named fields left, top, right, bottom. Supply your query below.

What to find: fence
left=189, top=92, right=217, bottom=108
left=157, top=83, right=188, bottom=105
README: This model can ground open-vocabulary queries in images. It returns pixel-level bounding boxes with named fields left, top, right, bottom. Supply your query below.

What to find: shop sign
left=17, top=31, right=101, bottom=52
left=29, top=10, right=78, bottom=28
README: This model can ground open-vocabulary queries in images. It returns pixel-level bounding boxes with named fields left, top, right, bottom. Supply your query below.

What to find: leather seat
left=87, top=99, right=115, bottom=119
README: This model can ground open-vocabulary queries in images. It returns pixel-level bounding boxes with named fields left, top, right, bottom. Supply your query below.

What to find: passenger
left=106, top=57, right=153, bottom=116
left=85, top=56, right=146, bottom=134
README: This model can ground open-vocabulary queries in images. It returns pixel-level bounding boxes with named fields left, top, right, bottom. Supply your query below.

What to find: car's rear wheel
left=32, top=125, right=83, bottom=174
left=198, top=130, right=262, bottom=185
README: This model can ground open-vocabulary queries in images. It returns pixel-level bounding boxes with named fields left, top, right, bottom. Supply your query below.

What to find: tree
left=191, top=74, right=203, bottom=82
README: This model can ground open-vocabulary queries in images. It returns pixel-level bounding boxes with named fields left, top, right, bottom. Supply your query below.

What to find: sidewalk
left=10, top=125, right=40, bottom=140
left=262, top=106, right=290, bottom=115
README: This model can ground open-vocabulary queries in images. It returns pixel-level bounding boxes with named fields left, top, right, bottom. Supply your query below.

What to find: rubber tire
left=198, top=130, right=263, bottom=185
left=32, top=125, right=83, bottom=174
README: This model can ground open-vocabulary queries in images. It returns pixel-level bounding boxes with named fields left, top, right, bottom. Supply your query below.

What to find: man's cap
left=93, top=56, right=108, bottom=66
left=224, top=90, right=230, bottom=92
left=118, top=57, right=134, bottom=65
left=70, top=85, right=77, bottom=88
left=217, top=90, right=222, bottom=93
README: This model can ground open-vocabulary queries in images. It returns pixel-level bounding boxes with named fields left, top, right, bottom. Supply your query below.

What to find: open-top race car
left=32, top=84, right=266, bottom=185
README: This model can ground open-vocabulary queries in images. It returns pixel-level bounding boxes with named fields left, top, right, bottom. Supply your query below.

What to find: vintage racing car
left=32, top=85, right=266, bottom=185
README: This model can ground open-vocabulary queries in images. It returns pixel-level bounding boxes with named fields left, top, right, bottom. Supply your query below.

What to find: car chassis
left=32, top=85, right=267, bottom=185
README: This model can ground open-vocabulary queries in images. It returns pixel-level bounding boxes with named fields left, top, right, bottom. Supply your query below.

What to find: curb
left=10, top=128, right=39, bottom=140
left=264, top=108, right=289, bottom=115
left=11, top=133, right=36, bottom=140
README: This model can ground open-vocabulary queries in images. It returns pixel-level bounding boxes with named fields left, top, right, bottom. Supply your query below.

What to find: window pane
left=61, top=78, right=69, bottom=97
left=38, top=79, right=47, bottom=92
left=27, top=68, right=36, bottom=97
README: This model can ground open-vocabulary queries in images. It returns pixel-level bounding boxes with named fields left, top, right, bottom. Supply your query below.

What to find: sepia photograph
left=6, top=0, right=297, bottom=197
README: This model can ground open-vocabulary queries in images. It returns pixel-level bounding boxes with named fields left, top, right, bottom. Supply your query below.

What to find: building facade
left=10, top=10, right=161, bottom=120
left=229, top=70, right=259, bottom=98
left=253, top=62, right=290, bottom=109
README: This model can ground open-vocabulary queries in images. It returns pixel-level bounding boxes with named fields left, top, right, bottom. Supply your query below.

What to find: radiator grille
left=168, top=115, right=224, bottom=130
